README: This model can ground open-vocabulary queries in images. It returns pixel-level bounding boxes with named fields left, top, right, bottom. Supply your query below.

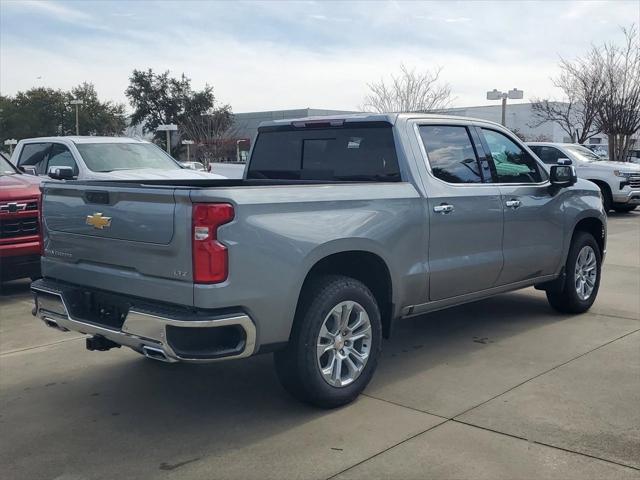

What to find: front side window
left=17, top=143, right=50, bottom=174
left=75, top=143, right=181, bottom=172
left=47, top=144, right=79, bottom=176
left=481, top=129, right=544, bottom=183
left=419, top=125, right=483, bottom=183
left=248, top=124, right=401, bottom=181
left=529, top=145, right=564, bottom=165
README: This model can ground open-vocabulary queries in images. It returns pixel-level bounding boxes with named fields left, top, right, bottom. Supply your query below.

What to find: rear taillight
left=192, top=203, right=234, bottom=283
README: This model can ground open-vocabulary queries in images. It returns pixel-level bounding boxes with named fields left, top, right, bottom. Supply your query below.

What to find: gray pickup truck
left=32, top=113, right=606, bottom=407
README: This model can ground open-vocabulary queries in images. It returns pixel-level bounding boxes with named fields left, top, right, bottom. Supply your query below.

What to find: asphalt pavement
left=0, top=211, right=638, bottom=480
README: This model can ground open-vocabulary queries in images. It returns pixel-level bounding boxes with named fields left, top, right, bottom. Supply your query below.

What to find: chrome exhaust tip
left=42, top=316, right=69, bottom=332
left=142, top=346, right=173, bottom=363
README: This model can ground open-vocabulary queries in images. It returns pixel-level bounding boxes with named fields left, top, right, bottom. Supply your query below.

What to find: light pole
left=486, top=88, right=523, bottom=126
left=182, top=139, right=194, bottom=162
left=156, top=124, right=178, bottom=155
left=4, top=139, right=17, bottom=156
left=236, top=139, right=249, bottom=163
left=70, top=99, right=84, bottom=135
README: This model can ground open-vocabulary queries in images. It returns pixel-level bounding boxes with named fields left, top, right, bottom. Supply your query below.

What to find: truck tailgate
left=41, top=182, right=194, bottom=305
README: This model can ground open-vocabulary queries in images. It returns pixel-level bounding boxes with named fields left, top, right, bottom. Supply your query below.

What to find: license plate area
left=63, top=288, right=130, bottom=330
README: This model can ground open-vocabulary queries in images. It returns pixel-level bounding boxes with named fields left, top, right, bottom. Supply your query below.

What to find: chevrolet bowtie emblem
left=86, top=212, right=112, bottom=229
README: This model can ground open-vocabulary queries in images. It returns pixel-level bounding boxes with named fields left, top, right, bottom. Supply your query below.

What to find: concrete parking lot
left=1, top=212, right=638, bottom=480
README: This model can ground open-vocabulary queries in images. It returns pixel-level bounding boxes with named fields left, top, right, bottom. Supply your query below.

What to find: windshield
left=564, top=145, right=602, bottom=163
left=75, top=143, right=181, bottom=172
left=0, top=155, right=18, bottom=176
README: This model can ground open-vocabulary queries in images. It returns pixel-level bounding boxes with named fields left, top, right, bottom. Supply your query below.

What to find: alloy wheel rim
left=575, top=245, right=597, bottom=301
left=316, top=301, right=372, bottom=387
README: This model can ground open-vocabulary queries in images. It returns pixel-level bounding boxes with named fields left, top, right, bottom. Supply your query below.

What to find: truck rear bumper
left=31, top=278, right=256, bottom=363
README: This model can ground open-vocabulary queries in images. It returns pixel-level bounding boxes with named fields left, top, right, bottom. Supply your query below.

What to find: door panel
left=475, top=128, right=564, bottom=285
left=428, top=188, right=504, bottom=300
left=498, top=185, right=564, bottom=284
left=416, top=124, right=504, bottom=301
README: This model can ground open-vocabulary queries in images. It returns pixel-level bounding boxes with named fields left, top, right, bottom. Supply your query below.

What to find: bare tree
left=361, top=64, right=452, bottom=113
left=180, top=106, right=235, bottom=165
left=595, top=26, right=640, bottom=162
left=530, top=63, right=604, bottom=144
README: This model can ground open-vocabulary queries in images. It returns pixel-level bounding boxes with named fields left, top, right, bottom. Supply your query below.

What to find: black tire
left=599, top=183, right=613, bottom=212
left=613, top=205, right=637, bottom=213
left=274, top=274, right=382, bottom=408
left=546, top=232, right=601, bottom=314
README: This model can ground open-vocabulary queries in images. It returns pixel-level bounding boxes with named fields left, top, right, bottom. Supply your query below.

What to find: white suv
left=528, top=142, right=640, bottom=213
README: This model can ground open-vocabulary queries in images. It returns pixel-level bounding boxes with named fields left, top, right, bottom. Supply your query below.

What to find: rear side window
left=418, top=125, right=483, bottom=183
left=247, top=125, right=401, bottom=181
left=481, top=129, right=545, bottom=183
left=18, top=143, right=50, bottom=174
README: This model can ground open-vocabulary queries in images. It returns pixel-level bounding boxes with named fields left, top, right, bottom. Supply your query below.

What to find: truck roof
left=258, top=112, right=504, bottom=129
left=18, top=136, right=149, bottom=145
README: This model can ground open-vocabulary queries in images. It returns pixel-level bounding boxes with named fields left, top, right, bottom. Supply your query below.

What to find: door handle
left=505, top=199, right=521, bottom=209
left=433, top=204, right=454, bottom=214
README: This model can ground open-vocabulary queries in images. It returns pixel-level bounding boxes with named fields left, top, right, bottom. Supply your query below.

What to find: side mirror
left=557, top=158, right=572, bottom=166
left=20, top=166, right=38, bottom=176
left=48, top=166, right=75, bottom=180
left=550, top=165, right=577, bottom=187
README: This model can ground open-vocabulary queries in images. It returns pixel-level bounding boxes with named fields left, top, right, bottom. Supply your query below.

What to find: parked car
left=627, top=149, right=640, bottom=164
left=180, top=161, right=206, bottom=171
left=32, top=114, right=606, bottom=407
left=11, top=137, right=225, bottom=180
left=528, top=142, right=640, bottom=213
left=0, top=152, right=42, bottom=283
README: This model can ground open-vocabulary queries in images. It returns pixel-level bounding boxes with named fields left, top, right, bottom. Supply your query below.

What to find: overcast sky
left=1, top=0, right=638, bottom=113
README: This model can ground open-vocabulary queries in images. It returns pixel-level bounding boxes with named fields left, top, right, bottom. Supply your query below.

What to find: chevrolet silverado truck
left=31, top=114, right=606, bottom=407
left=0, top=153, right=42, bottom=283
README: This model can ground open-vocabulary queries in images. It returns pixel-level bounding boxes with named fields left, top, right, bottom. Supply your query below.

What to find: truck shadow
left=0, top=278, right=32, bottom=300
left=1, top=287, right=581, bottom=476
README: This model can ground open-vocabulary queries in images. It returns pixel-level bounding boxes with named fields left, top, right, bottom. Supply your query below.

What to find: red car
left=0, top=152, right=42, bottom=283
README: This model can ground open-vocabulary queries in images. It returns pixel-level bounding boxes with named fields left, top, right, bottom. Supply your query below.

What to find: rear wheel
left=546, top=232, right=601, bottom=313
left=613, top=205, right=637, bottom=213
left=274, top=275, right=382, bottom=408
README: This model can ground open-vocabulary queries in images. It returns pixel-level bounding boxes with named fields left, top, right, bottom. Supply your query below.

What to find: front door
left=478, top=128, right=564, bottom=285
left=417, top=124, right=504, bottom=301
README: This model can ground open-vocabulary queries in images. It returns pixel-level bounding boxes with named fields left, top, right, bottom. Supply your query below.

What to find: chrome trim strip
left=31, top=285, right=257, bottom=363
left=401, top=274, right=558, bottom=317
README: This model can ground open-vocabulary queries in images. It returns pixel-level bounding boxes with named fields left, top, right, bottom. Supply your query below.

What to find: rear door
left=417, top=124, right=504, bottom=301
left=41, top=182, right=194, bottom=305
left=478, top=128, right=564, bottom=284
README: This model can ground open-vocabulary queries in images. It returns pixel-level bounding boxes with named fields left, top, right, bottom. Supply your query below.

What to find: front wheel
left=547, top=232, right=602, bottom=313
left=274, top=275, right=382, bottom=408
